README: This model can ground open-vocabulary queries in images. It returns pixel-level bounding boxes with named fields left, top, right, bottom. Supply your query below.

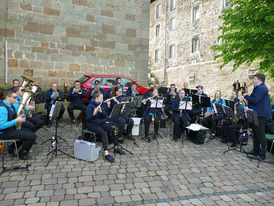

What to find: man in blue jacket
left=243, top=73, right=271, bottom=160
left=87, top=80, right=106, bottom=100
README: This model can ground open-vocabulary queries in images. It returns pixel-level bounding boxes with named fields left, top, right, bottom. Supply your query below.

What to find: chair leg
left=14, top=141, right=19, bottom=160
left=270, top=140, right=274, bottom=153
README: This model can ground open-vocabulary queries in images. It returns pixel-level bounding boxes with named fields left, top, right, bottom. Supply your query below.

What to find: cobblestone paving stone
left=0, top=121, right=274, bottom=205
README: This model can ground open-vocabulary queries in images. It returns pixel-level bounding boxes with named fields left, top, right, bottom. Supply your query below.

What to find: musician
left=67, top=80, right=86, bottom=123
left=106, top=80, right=119, bottom=99
left=142, top=89, right=163, bottom=143
left=171, top=89, right=191, bottom=141
left=45, top=83, right=65, bottom=127
left=116, top=77, right=124, bottom=91
left=158, top=81, right=168, bottom=97
left=201, top=90, right=226, bottom=138
left=183, top=82, right=189, bottom=89
left=14, top=86, right=43, bottom=132
left=190, top=85, right=208, bottom=120
left=230, top=91, right=239, bottom=103
left=144, top=83, right=155, bottom=99
left=8, top=79, right=20, bottom=91
left=0, top=90, right=36, bottom=160
left=240, top=82, right=248, bottom=96
left=106, top=87, right=135, bottom=142
left=233, top=80, right=241, bottom=96
left=125, top=83, right=139, bottom=97
left=243, top=73, right=271, bottom=160
left=87, top=80, right=106, bottom=100
left=86, top=91, right=125, bottom=163
left=164, top=84, right=178, bottom=119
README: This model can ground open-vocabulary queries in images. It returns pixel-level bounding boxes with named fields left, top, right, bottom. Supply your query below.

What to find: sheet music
left=179, top=101, right=192, bottom=110
left=212, top=103, right=217, bottom=113
left=186, top=123, right=209, bottom=131
left=49, top=104, right=55, bottom=120
left=150, top=99, right=163, bottom=108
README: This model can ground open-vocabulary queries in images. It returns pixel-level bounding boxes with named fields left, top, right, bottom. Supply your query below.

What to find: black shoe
left=221, top=139, right=227, bottom=143
left=126, top=134, right=134, bottom=141
left=19, top=155, right=33, bottom=160
left=230, top=142, right=237, bottom=148
left=119, top=138, right=124, bottom=144
left=114, top=147, right=126, bottom=155
left=47, top=123, right=52, bottom=128
left=249, top=155, right=261, bottom=160
left=105, top=154, right=115, bottom=163
left=245, top=150, right=259, bottom=156
left=153, top=134, right=157, bottom=140
left=145, top=136, right=151, bottom=143
left=173, top=137, right=178, bottom=142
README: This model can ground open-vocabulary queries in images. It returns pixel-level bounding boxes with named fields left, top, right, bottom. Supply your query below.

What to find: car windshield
left=78, top=75, right=90, bottom=84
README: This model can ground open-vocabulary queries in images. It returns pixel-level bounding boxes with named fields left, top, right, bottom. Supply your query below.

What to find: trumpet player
left=125, top=83, right=139, bottom=97
left=45, top=83, right=65, bottom=127
left=14, top=86, right=43, bottom=132
left=67, top=80, right=86, bottom=123
left=87, top=80, right=106, bottom=100
left=164, top=84, right=178, bottom=120
left=0, top=90, right=36, bottom=160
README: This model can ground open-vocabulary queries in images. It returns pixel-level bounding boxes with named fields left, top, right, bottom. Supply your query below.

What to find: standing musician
left=87, top=80, right=106, bottom=100
left=201, top=90, right=226, bottom=138
left=67, top=80, right=86, bottom=123
left=8, top=79, right=20, bottom=91
left=125, top=83, right=139, bottom=97
left=106, top=80, right=119, bottom=98
left=106, top=87, right=135, bottom=143
left=164, top=84, right=178, bottom=120
left=142, top=89, right=163, bottom=143
left=45, top=83, right=65, bottom=127
left=144, top=83, right=155, bottom=99
left=0, top=90, right=36, bottom=160
left=14, top=86, right=43, bottom=132
left=242, top=73, right=271, bottom=160
left=171, top=89, right=191, bottom=141
left=86, top=91, right=125, bottom=163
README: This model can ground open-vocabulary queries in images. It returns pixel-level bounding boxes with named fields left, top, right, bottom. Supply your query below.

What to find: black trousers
left=173, top=114, right=188, bottom=139
left=109, top=117, right=125, bottom=139
left=67, top=103, right=86, bottom=120
left=144, top=114, right=159, bottom=137
left=121, top=116, right=134, bottom=135
left=0, top=127, right=37, bottom=157
left=23, top=116, right=44, bottom=132
left=252, top=117, right=267, bottom=153
left=164, top=104, right=172, bottom=119
left=201, top=115, right=224, bottom=134
left=87, top=122, right=118, bottom=151
left=46, top=104, right=65, bottom=124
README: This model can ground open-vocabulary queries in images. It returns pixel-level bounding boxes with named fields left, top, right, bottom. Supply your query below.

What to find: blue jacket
left=67, top=87, right=86, bottom=105
left=107, top=96, right=122, bottom=115
left=86, top=99, right=108, bottom=126
left=87, top=87, right=106, bottom=100
left=45, top=89, right=64, bottom=109
left=0, top=100, right=17, bottom=134
left=144, top=91, right=152, bottom=99
left=125, top=90, right=139, bottom=97
left=106, top=87, right=114, bottom=99
left=171, top=97, right=191, bottom=120
left=209, top=98, right=226, bottom=114
left=244, top=83, right=271, bottom=119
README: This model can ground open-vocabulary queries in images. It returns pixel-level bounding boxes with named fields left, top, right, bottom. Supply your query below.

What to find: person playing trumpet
left=164, top=84, right=178, bottom=120
left=45, top=83, right=65, bottom=127
left=67, top=80, right=86, bottom=123
left=87, top=80, right=106, bottom=100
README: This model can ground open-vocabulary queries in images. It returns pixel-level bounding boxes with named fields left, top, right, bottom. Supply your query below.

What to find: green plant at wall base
left=211, top=0, right=274, bottom=78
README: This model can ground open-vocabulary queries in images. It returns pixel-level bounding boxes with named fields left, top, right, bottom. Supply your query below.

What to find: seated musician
left=144, top=83, right=155, bottom=99
left=106, top=87, right=135, bottom=142
left=158, top=81, right=168, bottom=97
left=125, top=83, right=139, bottom=97
left=106, top=81, right=119, bottom=98
left=230, top=91, right=239, bottom=103
left=67, top=80, right=86, bottom=123
left=14, top=86, right=43, bottom=132
left=0, top=90, right=36, bottom=160
left=142, top=89, right=163, bottom=143
left=164, top=84, right=178, bottom=120
left=222, top=99, right=249, bottom=147
left=190, top=85, right=208, bottom=119
left=183, top=82, right=189, bottom=90
left=201, top=90, right=226, bottom=138
left=171, top=89, right=191, bottom=141
left=45, top=83, right=65, bottom=127
left=87, top=80, right=106, bottom=100
left=86, top=91, right=125, bottom=163
left=8, top=79, right=20, bottom=91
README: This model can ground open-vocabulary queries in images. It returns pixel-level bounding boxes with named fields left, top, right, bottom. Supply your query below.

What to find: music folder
left=179, top=101, right=193, bottom=110
left=150, top=99, right=164, bottom=108
left=132, top=95, right=143, bottom=108
left=109, top=103, right=123, bottom=118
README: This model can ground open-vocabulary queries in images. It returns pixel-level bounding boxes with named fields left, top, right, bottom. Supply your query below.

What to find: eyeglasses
left=12, top=96, right=17, bottom=100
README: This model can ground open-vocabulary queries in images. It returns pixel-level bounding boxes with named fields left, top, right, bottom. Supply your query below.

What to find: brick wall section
left=149, top=0, right=273, bottom=97
left=0, top=0, right=149, bottom=86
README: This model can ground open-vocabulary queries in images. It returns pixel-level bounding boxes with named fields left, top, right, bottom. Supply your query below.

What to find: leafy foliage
left=211, top=0, right=274, bottom=78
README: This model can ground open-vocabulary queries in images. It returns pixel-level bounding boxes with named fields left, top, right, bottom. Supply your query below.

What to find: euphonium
left=25, top=84, right=41, bottom=118
left=21, top=76, right=34, bottom=89
left=16, top=90, right=32, bottom=130
left=232, top=102, right=239, bottom=124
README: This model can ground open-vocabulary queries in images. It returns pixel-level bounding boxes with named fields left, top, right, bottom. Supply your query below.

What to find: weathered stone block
left=8, top=58, right=18, bottom=67
left=43, top=7, right=60, bottom=16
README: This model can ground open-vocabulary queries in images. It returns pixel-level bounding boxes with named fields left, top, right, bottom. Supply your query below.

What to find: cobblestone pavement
left=1, top=121, right=274, bottom=206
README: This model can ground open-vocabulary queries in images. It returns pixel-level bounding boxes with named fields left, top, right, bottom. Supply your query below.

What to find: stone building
left=149, top=0, right=273, bottom=97
left=0, top=0, right=149, bottom=86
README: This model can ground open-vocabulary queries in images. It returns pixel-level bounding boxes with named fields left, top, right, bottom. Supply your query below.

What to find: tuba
left=16, top=90, right=32, bottom=130
left=21, top=76, right=34, bottom=89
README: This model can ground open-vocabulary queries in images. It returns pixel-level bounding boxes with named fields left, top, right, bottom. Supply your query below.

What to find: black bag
left=189, top=130, right=206, bottom=144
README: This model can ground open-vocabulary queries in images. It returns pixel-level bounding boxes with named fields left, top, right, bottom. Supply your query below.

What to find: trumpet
left=74, top=87, right=83, bottom=94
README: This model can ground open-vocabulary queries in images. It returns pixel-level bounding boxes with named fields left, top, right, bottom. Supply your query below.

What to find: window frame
left=170, top=0, right=176, bottom=11
left=170, top=18, right=175, bottom=31
left=156, top=4, right=161, bottom=19
left=155, top=49, right=160, bottom=63
left=191, top=36, right=200, bottom=53
left=169, top=44, right=175, bottom=59
left=193, top=5, right=200, bottom=22
left=156, top=24, right=160, bottom=37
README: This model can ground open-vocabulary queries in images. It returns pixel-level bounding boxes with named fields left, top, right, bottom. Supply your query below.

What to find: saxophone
left=232, top=102, right=239, bottom=124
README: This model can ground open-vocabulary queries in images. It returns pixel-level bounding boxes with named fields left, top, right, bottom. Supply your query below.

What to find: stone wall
left=0, top=0, right=149, bottom=86
left=149, top=0, right=273, bottom=98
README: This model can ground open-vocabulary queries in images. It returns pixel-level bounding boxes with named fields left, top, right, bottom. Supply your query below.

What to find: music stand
left=179, top=101, right=193, bottom=110
left=158, top=87, right=168, bottom=97
left=132, top=95, right=143, bottom=108
left=121, top=96, right=132, bottom=102
left=45, top=101, right=74, bottom=167
left=215, top=103, right=225, bottom=116
left=223, top=106, right=234, bottom=119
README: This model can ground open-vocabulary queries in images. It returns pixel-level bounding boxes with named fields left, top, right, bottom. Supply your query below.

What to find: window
left=121, top=78, right=133, bottom=87
left=170, top=18, right=175, bottom=30
left=223, top=0, right=229, bottom=8
left=193, top=5, right=200, bottom=21
left=156, top=24, right=160, bottom=37
left=155, top=49, right=160, bottom=63
left=78, top=75, right=90, bottom=84
left=170, top=0, right=176, bottom=11
left=101, top=77, right=116, bottom=86
left=156, top=4, right=161, bottom=18
left=90, top=78, right=102, bottom=85
left=192, top=36, right=200, bottom=53
left=169, top=45, right=175, bottom=58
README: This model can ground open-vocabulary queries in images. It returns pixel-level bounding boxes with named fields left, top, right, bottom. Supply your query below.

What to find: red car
left=78, top=74, right=149, bottom=102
